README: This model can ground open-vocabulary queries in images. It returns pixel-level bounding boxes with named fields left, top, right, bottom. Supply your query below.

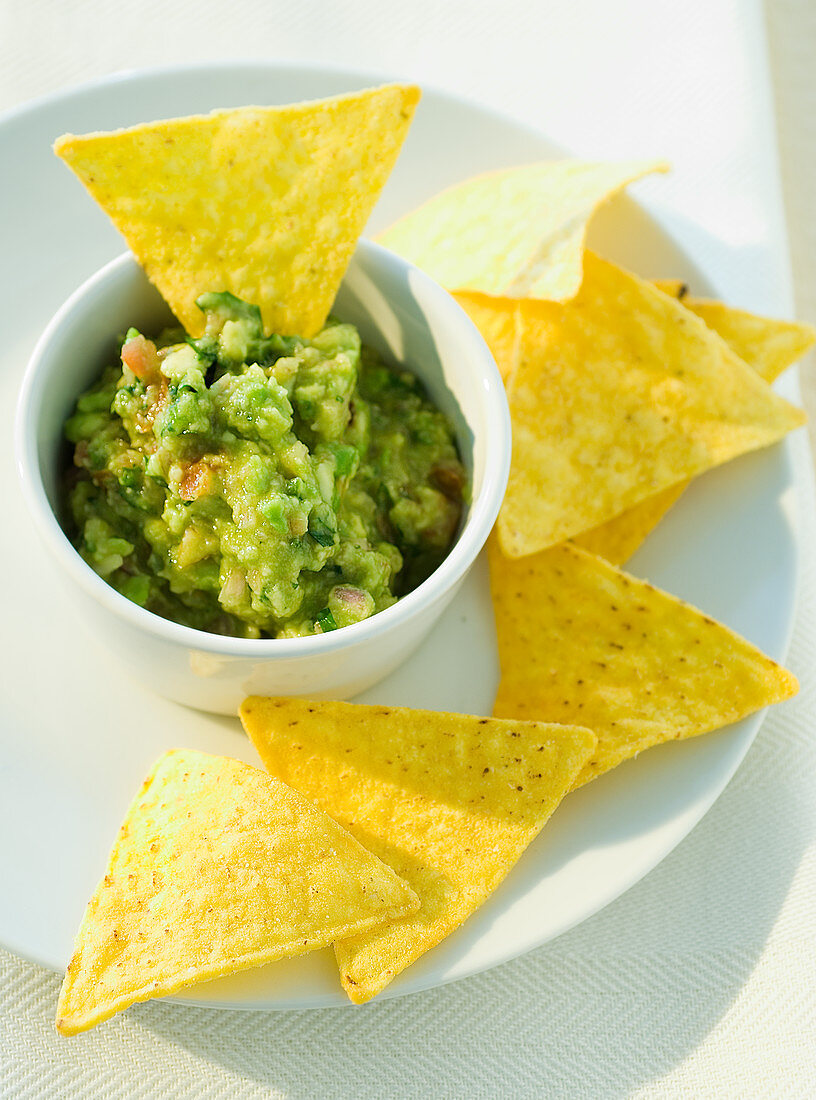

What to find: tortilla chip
left=452, top=275, right=808, bottom=565
left=452, top=280, right=814, bottom=393
left=498, top=252, right=805, bottom=558
left=56, top=750, right=419, bottom=1035
left=654, top=282, right=814, bottom=383
left=452, top=291, right=690, bottom=567
left=571, top=290, right=815, bottom=564
left=54, top=85, right=420, bottom=338
left=453, top=291, right=519, bottom=381
left=571, top=280, right=713, bottom=565
left=489, top=539, right=798, bottom=788
left=240, top=698, right=595, bottom=1004
left=681, top=300, right=815, bottom=383
left=378, top=159, right=668, bottom=301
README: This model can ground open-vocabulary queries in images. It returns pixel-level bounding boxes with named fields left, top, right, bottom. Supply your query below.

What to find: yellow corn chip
left=573, top=281, right=713, bottom=566
left=56, top=750, right=419, bottom=1035
left=576, top=269, right=690, bottom=561
left=498, top=252, right=805, bottom=558
left=489, top=539, right=798, bottom=788
left=451, top=284, right=684, bottom=568
left=451, top=277, right=808, bottom=565
left=452, top=291, right=689, bottom=565
left=453, top=291, right=519, bottom=381
left=378, top=159, right=668, bottom=301
left=450, top=278, right=814, bottom=391
left=655, top=281, right=814, bottom=383
left=682, top=300, right=815, bottom=384
left=240, top=698, right=595, bottom=1004
left=572, top=289, right=815, bottom=564
left=54, top=85, right=420, bottom=337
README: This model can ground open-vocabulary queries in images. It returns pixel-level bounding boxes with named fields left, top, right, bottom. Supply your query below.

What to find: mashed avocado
left=64, top=292, right=466, bottom=639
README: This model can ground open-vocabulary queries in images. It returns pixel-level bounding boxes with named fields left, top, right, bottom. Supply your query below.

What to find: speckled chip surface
left=489, top=539, right=799, bottom=788
left=240, top=697, right=596, bottom=1004
left=56, top=749, right=419, bottom=1035
left=54, top=84, right=420, bottom=337
left=497, top=253, right=805, bottom=558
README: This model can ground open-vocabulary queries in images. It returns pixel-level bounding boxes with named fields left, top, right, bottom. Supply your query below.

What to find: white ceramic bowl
left=15, top=240, right=510, bottom=713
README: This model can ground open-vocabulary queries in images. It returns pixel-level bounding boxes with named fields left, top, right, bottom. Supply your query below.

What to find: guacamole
left=63, top=293, right=466, bottom=639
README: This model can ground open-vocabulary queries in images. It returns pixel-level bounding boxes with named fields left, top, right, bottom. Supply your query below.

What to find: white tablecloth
left=2, top=1, right=815, bottom=1096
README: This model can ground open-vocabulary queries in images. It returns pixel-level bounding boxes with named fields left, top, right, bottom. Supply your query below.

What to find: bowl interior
left=34, top=259, right=175, bottom=517
left=32, top=241, right=498, bottom=563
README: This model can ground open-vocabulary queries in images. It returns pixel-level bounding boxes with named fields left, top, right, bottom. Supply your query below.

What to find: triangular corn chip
left=489, top=539, right=798, bottom=788
left=451, top=277, right=808, bottom=565
left=240, top=698, right=595, bottom=1004
left=654, top=280, right=815, bottom=383
left=681, top=299, right=815, bottom=384
left=498, top=252, right=805, bottom=557
left=378, top=159, right=667, bottom=301
left=54, top=85, right=420, bottom=337
left=451, top=289, right=689, bottom=567
left=56, top=750, right=419, bottom=1035
left=572, top=290, right=815, bottom=563
left=449, top=289, right=694, bottom=566
left=452, top=281, right=814, bottom=390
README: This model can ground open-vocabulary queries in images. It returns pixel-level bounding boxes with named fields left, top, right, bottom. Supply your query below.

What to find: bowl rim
left=15, top=240, right=511, bottom=658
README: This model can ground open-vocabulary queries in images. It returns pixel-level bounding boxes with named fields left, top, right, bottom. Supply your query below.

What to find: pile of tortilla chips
left=240, top=700, right=596, bottom=1004
left=501, top=260, right=807, bottom=558
left=53, top=90, right=811, bottom=1033
left=384, top=161, right=812, bottom=563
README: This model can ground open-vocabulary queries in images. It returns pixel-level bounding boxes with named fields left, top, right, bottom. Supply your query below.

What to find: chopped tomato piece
left=121, top=335, right=161, bottom=383
left=179, top=460, right=215, bottom=501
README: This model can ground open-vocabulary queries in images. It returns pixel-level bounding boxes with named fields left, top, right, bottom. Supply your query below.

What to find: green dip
left=63, top=292, right=467, bottom=639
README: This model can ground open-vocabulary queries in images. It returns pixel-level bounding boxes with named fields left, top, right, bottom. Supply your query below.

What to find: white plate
left=0, top=62, right=799, bottom=1010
